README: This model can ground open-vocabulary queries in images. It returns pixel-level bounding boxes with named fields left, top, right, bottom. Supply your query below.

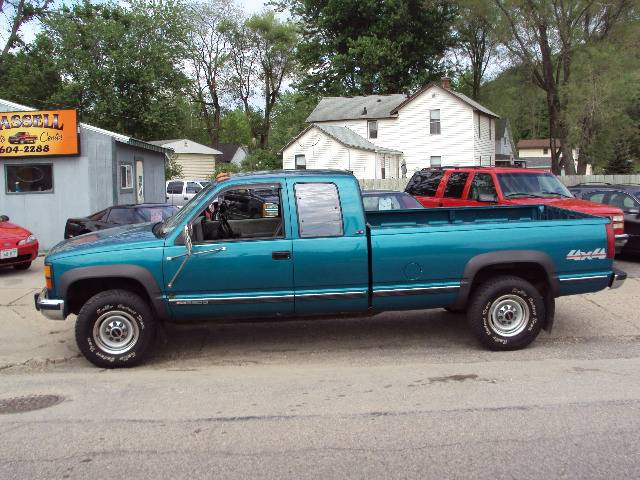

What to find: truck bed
left=365, top=204, right=590, bottom=228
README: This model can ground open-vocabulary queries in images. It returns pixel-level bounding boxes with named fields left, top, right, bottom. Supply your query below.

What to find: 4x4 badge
left=566, top=248, right=606, bottom=261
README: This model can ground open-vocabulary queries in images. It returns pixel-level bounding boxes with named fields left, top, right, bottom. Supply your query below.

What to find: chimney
left=361, top=107, right=367, bottom=115
left=441, top=77, right=451, bottom=90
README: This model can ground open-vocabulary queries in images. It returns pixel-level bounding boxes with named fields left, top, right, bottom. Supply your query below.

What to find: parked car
left=166, top=179, right=211, bottom=207
left=361, top=190, right=423, bottom=211
left=64, top=204, right=178, bottom=239
left=568, top=183, right=640, bottom=256
left=8, top=131, right=37, bottom=145
left=405, top=167, right=628, bottom=251
left=0, top=215, right=38, bottom=270
left=36, top=170, right=624, bottom=368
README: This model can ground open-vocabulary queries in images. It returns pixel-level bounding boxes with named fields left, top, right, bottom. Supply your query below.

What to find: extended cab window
left=192, top=185, right=284, bottom=243
left=469, top=173, right=497, bottom=201
left=295, top=183, right=343, bottom=238
left=443, top=172, right=469, bottom=198
left=167, top=181, right=183, bottom=194
left=405, top=170, right=444, bottom=197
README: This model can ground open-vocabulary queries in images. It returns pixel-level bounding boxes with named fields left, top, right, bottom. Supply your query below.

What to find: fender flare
left=58, top=264, right=170, bottom=321
left=452, top=250, right=559, bottom=312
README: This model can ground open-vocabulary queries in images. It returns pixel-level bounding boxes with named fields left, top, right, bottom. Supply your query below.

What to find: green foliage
left=165, top=156, right=183, bottom=180
left=219, top=108, right=254, bottom=146
left=35, top=0, right=191, bottom=140
left=605, top=137, right=634, bottom=174
left=241, top=148, right=282, bottom=172
left=269, top=91, right=318, bottom=152
left=212, top=162, right=242, bottom=177
left=284, top=0, right=457, bottom=95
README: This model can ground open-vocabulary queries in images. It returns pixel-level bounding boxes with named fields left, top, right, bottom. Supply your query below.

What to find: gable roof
left=279, top=123, right=402, bottom=155
left=217, top=143, right=249, bottom=163
left=390, top=83, right=499, bottom=118
left=517, top=138, right=562, bottom=149
left=306, top=94, right=407, bottom=122
left=148, top=138, right=222, bottom=155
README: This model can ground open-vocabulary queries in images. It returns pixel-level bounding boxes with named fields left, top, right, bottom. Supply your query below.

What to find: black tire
left=75, top=289, right=156, bottom=368
left=13, top=262, right=31, bottom=270
left=467, top=275, right=545, bottom=351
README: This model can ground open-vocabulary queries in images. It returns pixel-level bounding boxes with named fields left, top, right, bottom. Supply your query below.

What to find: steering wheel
left=217, top=201, right=235, bottom=238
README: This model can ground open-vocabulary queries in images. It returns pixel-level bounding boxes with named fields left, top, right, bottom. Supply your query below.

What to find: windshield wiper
left=504, top=192, right=545, bottom=199
left=540, top=191, right=572, bottom=198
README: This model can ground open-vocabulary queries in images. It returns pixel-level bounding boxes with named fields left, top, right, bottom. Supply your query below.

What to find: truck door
left=163, top=181, right=294, bottom=319
left=466, top=172, right=499, bottom=205
left=289, top=178, right=369, bottom=314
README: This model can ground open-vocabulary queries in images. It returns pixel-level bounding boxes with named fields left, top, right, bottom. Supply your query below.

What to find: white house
left=516, top=138, right=592, bottom=174
left=495, top=118, right=516, bottom=166
left=149, top=138, right=222, bottom=178
left=281, top=78, right=499, bottom=179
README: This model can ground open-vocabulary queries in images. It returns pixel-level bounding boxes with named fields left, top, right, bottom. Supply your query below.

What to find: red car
left=405, top=167, right=628, bottom=250
left=8, top=131, right=38, bottom=145
left=0, top=215, right=39, bottom=270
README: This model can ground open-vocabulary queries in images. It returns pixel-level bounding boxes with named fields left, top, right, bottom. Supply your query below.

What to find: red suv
left=405, top=167, right=628, bottom=250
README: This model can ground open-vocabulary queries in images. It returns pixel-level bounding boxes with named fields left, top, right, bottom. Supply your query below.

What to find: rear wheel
left=467, top=276, right=545, bottom=351
left=75, top=289, right=156, bottom=368
left=13, top=262, right=31, bottom=270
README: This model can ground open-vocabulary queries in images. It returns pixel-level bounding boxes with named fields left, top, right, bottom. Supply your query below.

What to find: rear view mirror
left=0, top=215, right=8, bottom=222
left=478, top=193, right=497, bottom=203
left=627, top=208, right=640, bottom=216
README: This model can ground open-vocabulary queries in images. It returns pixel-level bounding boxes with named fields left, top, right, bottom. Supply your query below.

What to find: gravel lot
left=1, top=256, right=639, bottom=479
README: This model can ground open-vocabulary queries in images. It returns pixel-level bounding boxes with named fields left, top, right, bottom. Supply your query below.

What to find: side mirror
left=0, top=215, right=8, bottom=222
left=183, top=224, right=193, bottom=256
left=478, top=193, right=497, bottom=203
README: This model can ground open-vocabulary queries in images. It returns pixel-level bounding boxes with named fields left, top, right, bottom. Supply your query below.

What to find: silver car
left=166, top=179, right=211, bottom=207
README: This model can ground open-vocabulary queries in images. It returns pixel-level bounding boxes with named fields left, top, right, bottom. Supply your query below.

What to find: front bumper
left=609, top=268, right=627, bottom=289
left=34, top=288, right=65, bottom=320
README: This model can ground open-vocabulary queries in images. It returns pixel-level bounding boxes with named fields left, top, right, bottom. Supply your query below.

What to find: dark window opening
left=405, top=170, right=444, bottom=197
left=443, top=172, right=469, bottom=198
left=368, top=120, right=378, bottom=139
left=5, top=164, right=53, bottom=193
left=469, top=173, right=497, bottom=201
left=430, top=110, right=441, bottom=135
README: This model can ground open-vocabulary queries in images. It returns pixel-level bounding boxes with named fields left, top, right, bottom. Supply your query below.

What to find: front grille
left=0, top=254, right=31, bottom=266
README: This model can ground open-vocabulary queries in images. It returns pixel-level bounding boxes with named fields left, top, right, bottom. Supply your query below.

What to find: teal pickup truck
left=36, top=170, right=626, bottom=367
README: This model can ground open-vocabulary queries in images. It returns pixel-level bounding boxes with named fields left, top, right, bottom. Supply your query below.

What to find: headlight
left=18, top=234, right=37, bottom=245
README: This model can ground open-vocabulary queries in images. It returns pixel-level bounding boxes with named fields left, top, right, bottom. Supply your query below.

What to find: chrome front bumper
left=609, top=268, right=627, bottom=289
left=34, top=288, right=65, bottom=320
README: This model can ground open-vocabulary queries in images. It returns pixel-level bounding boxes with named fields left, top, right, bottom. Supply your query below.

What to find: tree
left=241, top=148, right=281, bottom=171
left=452, top=0, right=500, bottom=100
left=605, top=137, right=634, bottom=174
left=279, top=0, right=457, bottom=96
left=219, top=107, right=253, bottom=146
left=228, top=11, right=298, bottom=148
left=165, top=155, right=183, bottom=179
left=39, top=0, right=191, bottom=140
left=494, top=0, right=635, bottom=174
left=269, top=91, right=317, bottom=152
left=186, top=0, right=239, bottom=147
left=0, top=0, right=53, bottom=66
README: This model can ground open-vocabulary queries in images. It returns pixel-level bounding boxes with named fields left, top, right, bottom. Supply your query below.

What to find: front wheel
left=75, top=289, right=156, bottom=368
left=467, top=276, right=545, bottom=351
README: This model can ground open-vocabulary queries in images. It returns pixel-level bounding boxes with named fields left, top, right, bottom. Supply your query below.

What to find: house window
left=295, top=154, right=306, bottom=170
left=489, top=119, right=492, bottom=140
left=120, top=164, right=133, bottom=189
left=5, top=164, right=53, bottom=193
left=430, top=109, right=441, bottom=135
left=477, top=115, right=481, bottom=138
left=368, top=120, right=378, bottom=139
left=430, top=156, right=442, bottom=167
left=543, top=148, right=549, bottom=155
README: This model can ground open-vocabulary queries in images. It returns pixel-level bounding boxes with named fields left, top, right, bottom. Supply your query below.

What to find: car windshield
left=362, top=193, right=423, bottom=211
left=157, top=182, right=214, bottom=236
left=137, top=206, right=179, bottom=223
left=497, top=173, right=572, bottom=198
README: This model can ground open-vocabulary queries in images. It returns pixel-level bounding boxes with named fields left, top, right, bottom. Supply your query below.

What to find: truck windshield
left=157, top=182, right=213, bottom=236
left=497, top=173, right=572, bottom=199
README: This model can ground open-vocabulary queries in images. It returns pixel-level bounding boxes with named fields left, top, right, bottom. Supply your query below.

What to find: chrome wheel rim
left=488, top=294, right=530, bottom=337
left=93, top=310, right=139, bottom=355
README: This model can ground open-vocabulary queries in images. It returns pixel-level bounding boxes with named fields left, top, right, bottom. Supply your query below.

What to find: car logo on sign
left=566, top=248, right=606, bottom=261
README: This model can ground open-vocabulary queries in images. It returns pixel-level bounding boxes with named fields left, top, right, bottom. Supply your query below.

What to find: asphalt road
left=1, top=257, right=640, bottom=479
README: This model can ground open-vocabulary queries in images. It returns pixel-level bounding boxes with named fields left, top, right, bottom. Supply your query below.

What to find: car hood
left=48, top=222, right=164, bottom=259
left=0, top=221, right=31, bottom=240
left=503, top=197, right=623, bottom=216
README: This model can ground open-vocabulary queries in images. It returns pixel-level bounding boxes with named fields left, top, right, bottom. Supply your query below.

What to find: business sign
left=0, top=109, right=79, bottom=158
